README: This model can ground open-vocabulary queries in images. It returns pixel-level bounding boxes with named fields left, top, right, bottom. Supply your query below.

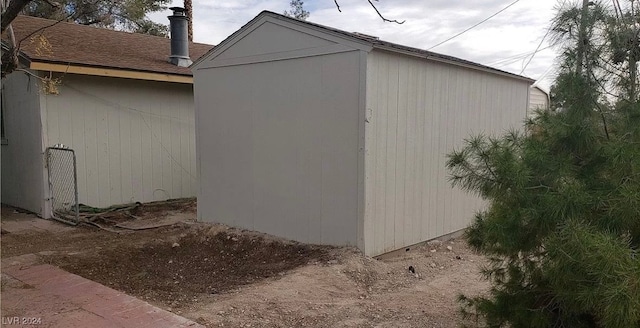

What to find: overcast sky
left=150, top=0, right=562, bottom=90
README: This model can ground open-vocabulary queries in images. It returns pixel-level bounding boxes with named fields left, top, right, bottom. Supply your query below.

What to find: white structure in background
left=192, top=11, right=533, bottom=256
left=528, top=85, right=550, bottom=116
left=1, top=11, right=212, bottom=218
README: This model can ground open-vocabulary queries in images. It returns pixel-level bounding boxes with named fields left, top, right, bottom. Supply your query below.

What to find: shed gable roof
left=3, top=15, right=213, bottom=78
left=193, top=11, right=534, bottom=83
left=193, top=13, right=372, bottom=70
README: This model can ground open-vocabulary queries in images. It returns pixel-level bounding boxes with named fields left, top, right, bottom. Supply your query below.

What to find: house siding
left=42, top=74, right=196, bottom=208
left=1, top=71, right=45, bottom=214
left=363, top=50, right=530, bottom=255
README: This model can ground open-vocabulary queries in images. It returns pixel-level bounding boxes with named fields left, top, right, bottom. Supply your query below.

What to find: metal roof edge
left=371, top=45, right=535, bottom=84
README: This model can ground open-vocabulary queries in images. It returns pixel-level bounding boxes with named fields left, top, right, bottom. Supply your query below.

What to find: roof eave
left=28, top=60, right=194, bottom=84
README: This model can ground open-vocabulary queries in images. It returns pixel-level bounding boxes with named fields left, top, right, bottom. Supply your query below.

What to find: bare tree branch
left=333, top=0, right=341, bottom=12
left=1, top=0, right=32, bottom=33
left=366, top=0, right=405, bottom=24
left=332, top=0, right=405, bottom=24
left=16, top=13, right=73, bottom=51
left=1, top=23, right=19, bottom=78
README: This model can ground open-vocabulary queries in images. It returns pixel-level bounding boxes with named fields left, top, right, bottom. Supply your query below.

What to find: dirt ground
left=1, top=203, right=489, bottom=328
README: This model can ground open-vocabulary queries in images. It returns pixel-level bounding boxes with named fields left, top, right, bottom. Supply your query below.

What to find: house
left=192, top=11, right=534, bottom=256
left=528, top=85, right=550, bottom=115
left=1, top=8, right=212, bottom=220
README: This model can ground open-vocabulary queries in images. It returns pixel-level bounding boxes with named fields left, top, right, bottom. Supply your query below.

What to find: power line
left=427, top=0, right=522, bottom=50
left=487, top=45, right=554, bottom=68
left=520, top=26, right=552, bottom=74
left=534, top=65, right=555, bottom=84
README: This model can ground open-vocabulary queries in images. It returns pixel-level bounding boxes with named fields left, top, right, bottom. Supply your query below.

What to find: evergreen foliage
left=22, top=0, right=170, bottom=36
left=448, top=1, right=640, bottom=327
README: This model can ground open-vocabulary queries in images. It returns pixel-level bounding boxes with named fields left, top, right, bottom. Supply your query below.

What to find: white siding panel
left=42, top=74, right=196, bottom=208
left=364, top=50, right=529, bottom=255
left=1, top=71, right=45, bottom=215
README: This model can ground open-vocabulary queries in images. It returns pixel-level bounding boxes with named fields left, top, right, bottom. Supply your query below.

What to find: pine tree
left=447, top=1, right=640, bottom=327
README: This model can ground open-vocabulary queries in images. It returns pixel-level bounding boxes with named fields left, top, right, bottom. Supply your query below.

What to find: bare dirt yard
left=1, top=202, right=489, bottom=327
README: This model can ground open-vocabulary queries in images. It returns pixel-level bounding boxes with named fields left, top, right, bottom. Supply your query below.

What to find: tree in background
left=184, top=0, right=193, bottom=41
left=284, top=0, right=309, bottom=20
left=1, top=0, right=170, bottom=77
left=21, top=0, right=170, bottom=36
left=447, top=1, right=640, bottom=327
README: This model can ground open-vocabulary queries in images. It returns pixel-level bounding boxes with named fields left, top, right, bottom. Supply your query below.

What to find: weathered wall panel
left=1, top=71, right=45, bottom=215
left=42, top=74, right=196, bottom=208
left=195, top=51, right=362, bottom=246
left=363, top=50, right=529, bottom=255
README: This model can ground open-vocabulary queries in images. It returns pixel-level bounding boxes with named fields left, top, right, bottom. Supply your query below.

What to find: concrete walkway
left=1, top=254, right=204, bottom=328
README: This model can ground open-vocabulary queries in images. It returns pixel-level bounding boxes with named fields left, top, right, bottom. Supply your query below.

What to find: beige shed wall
left=194, top=51, right=363, bottom=247
left=1, top=71, right=46, bottom=215
left=363, top=50, right=530, bottom=255
left=41, top=74, right=197, bottom=208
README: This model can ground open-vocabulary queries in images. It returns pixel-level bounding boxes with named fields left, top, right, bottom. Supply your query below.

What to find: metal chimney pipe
left=168, top=7, right=192, bottom=67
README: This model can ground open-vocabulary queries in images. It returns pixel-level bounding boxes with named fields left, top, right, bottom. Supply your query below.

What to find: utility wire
left=534, top=65, right=555, bottom=84
left=487, top=45, right=553, bottom=66
left=520, top=26, right=552, bottom=74
left=427, top=0, right=522, bottom=50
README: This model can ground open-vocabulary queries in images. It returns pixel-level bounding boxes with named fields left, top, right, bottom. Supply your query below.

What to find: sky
left=150, top=0, right=563, bottom=91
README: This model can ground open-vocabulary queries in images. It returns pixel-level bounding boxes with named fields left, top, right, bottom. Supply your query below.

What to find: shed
left=528, top=85, right=550, bottom=116
left=192, top=11, right=533, bottom=256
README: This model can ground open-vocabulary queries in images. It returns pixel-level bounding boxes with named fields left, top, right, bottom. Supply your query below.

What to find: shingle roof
left=3, top=15, right=213, bottom=76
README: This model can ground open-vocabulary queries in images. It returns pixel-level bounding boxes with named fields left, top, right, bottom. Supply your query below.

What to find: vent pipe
left=168, top=7, right=192, bottom=67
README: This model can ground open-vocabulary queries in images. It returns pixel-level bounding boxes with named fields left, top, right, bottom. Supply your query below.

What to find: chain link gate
left=46, top=146, right=79, bottom=225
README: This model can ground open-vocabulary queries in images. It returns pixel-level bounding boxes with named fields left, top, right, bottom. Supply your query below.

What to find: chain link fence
left=46, top=147, right=79, bottom=225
